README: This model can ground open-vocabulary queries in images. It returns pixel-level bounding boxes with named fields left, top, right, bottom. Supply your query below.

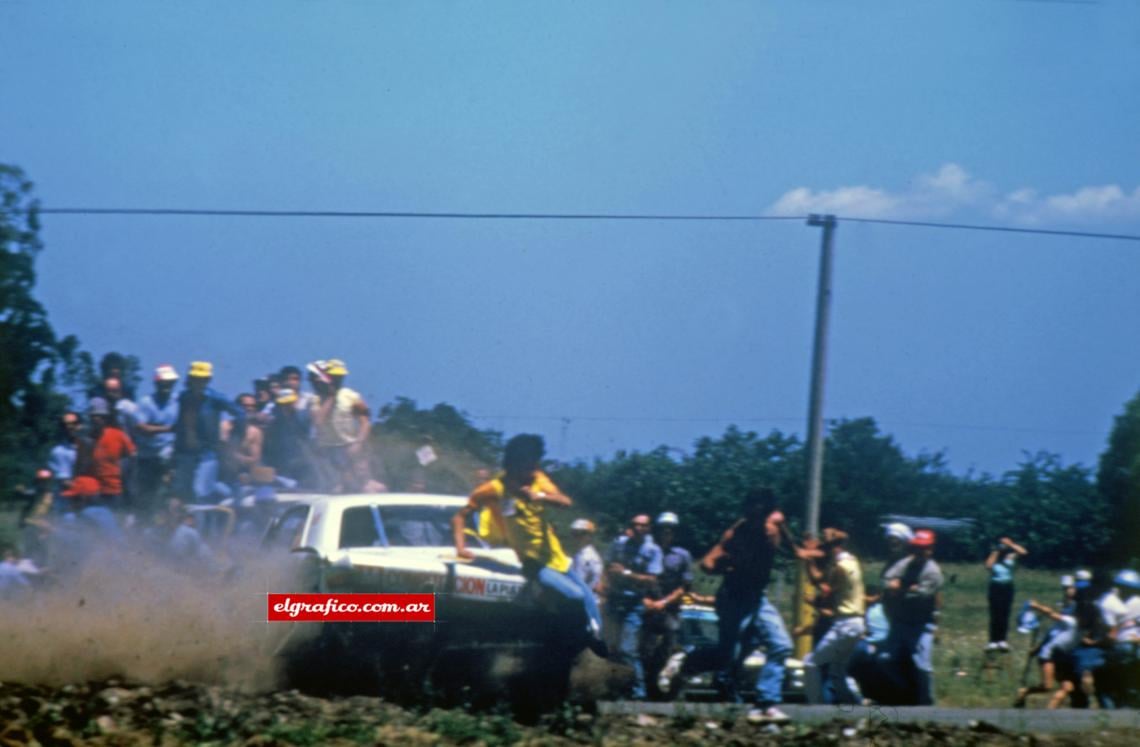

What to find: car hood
left=327, top=546, right=527, bottom=601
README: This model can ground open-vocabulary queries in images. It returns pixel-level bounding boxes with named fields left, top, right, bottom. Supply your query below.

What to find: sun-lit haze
left=3, top=1, right=1138, bottom=475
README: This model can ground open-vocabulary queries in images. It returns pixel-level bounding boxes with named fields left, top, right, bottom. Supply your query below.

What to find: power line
left=839, top=216, right=1140, bottom=243
left=469, top=413, right=1104, bottom=437
left=28, top=206, right=1140, bottom=242
left=33, top=207, right=803, bottom=223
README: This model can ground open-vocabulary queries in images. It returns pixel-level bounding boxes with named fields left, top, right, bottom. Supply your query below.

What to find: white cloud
left=766, top=163, right=989, bottom=220
left=996, top=185, right=1140, bottom=225
left=767, top=165, right=1140, bottom=225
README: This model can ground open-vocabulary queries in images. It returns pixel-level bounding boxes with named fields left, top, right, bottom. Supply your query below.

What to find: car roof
left=281, top=492, right=469, bottom=509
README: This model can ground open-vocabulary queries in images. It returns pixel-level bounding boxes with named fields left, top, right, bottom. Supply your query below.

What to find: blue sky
left=2, top=1, right=1138, bottom=476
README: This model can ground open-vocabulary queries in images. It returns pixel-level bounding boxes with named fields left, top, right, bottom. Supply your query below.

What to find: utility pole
left=804, top=213, right=836, bottom=537
left=792, top=213, right=837, bottom=658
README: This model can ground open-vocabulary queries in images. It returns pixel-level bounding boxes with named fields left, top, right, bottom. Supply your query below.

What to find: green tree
left=371, top=397, right=503, bottom=493
left=1097, top=389, right=1140, bottom=563
left=0, top=164, right=82, bottom=489
left=984, top=452, right=1107, bottom=567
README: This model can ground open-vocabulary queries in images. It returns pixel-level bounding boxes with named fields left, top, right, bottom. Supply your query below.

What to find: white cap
left=570, top=518, right=595, bottom=533
left=154, top=364, right=180, bottom=382
left=884, top=522, right=914, bottom=543
left=1060, top=574, right=1074, bottom=588
left=655, top=511, right=680, bottom=526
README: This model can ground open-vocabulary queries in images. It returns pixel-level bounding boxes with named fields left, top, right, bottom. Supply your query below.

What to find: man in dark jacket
left=172, top=361, right=245, bottom=502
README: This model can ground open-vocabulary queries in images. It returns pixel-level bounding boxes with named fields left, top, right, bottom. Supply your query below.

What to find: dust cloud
left=0, top=548, right=296, bottom=690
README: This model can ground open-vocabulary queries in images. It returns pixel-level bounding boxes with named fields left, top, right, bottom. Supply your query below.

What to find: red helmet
left=910, top=529, right=936, bottom=547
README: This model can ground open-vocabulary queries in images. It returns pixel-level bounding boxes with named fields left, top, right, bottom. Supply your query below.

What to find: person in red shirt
left=82, top=397, right=136, bottom=504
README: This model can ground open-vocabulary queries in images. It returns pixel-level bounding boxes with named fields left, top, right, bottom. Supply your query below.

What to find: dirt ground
left=1, top=679, right=1138, bottom=747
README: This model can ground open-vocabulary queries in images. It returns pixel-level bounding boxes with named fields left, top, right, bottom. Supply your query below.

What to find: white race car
left=263, top=493, right=584, bottom=711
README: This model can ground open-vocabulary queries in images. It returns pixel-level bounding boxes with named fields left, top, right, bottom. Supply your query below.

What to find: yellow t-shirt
left=469, top=471, right=571, bottom=573
left=830, top=551, right=866, bottom=617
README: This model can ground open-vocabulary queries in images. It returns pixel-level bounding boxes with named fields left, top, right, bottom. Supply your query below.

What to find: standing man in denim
left=701, top=487, right=794, bottom=723
left=134, top=365, right=181, bottom=513
left=605, top=513, right=663, bottom=700
left=172, top=361, right=246, bottom=502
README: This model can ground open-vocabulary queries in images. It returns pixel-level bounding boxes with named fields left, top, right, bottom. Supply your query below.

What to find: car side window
left=264, top=505, right=310, bottom=551
left=340, top=506, right=382, bottom=548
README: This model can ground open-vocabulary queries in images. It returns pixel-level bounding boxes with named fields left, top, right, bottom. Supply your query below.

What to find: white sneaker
left=746, top=706, right=790, bottom=724
left=657, top=652, right=686, bottom=693
left=985, top=642, right=999, bottom=651
left=997, top=641, right=1010, bottom=651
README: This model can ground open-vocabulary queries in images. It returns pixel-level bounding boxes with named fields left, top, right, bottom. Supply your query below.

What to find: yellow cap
left=188, top=361, right=214, bottom=378
left=325, top=358, right=348, bottom=376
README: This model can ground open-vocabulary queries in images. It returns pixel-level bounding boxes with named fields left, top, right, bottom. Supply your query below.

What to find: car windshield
left=338, top=504, right=459, bottom=549
left=680, top=610, right=719, bottom=647
left=379, top=505, right=454, bottom=547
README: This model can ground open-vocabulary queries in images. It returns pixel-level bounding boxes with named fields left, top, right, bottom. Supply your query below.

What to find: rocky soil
left=1, top=680, right=1137, bottom=747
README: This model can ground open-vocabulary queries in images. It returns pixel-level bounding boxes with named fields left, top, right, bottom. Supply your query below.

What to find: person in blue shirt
left=605, top=513, right=663, bottom=700
left=134, top=365, right=181, bottom=513
left=172, top=361, right=246, bottom=502
left=986, top=537, right=1029, bottom=651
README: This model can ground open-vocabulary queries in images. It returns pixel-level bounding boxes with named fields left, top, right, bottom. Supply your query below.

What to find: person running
left=800, top=528, right=865, bottom=705
left=700, top=486, right=794, bottom=723
left=451, top=434, right=605, bottom=656
left=985, top=536, right=1029, bottom=651
left=1015, top=574, right=1082, bottom=709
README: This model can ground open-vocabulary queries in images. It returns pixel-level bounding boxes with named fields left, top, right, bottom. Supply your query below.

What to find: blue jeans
left=605, top=602, right=647, bottom=699
left=884, top=621, right=936, bottom=705
left=716, top=592, right=792, bottom=707
left=72, top=505, right=125, bottom=541
left=535, top=566, right=603, bottom=638
left=174, top=452, right=232, bottom=502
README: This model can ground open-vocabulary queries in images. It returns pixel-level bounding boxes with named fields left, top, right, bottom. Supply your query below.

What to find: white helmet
left=884, top=522, right=914, bottom=543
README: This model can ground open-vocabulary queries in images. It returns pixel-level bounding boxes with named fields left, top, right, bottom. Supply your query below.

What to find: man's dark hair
left=503, top=434, right=545, bottom=473
left=280, top=365, right=302, bottom=378
left=741, top=486, right=777, bottom=515
left=99, top=352, right=128, bottom=378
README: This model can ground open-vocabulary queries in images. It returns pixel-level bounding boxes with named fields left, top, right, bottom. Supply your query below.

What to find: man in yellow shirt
left=797, top=527, right=866, bottom=704
left=452, top=434, right=605, bottom=656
